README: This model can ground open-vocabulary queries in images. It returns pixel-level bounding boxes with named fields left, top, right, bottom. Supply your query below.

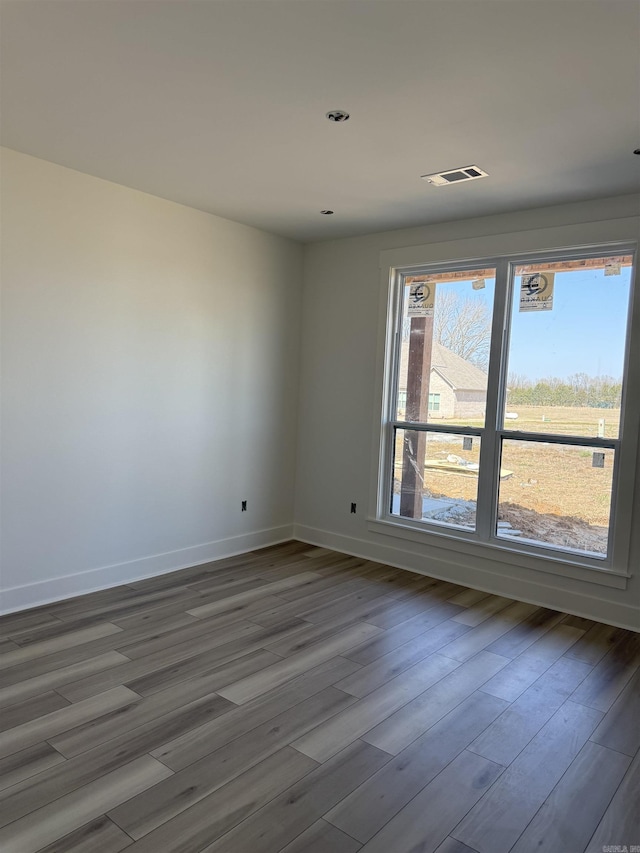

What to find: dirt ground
left=422, top=442, right=613, bottom=526
left=439, top=501, right=608, bottom=554
left=496, top=502, right=608, bottom=554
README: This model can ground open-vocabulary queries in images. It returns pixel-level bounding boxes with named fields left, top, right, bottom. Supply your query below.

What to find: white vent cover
left=421, top=165, right=489, bottom=186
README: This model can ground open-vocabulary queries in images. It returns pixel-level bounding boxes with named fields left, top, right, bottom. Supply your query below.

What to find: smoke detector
left=421, top=165, right=489, bottom=186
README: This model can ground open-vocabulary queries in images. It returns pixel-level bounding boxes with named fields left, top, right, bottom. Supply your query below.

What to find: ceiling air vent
left=421, top=165, right=489, bottom=186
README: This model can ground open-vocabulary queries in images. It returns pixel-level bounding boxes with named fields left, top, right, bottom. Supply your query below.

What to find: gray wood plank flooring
left=0, top=540, right=638, bottom=853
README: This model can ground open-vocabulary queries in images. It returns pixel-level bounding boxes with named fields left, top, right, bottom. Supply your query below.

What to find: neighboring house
left=398, top=341, right=487, bottom=420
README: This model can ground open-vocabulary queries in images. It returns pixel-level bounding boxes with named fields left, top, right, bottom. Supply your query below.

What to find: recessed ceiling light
left=320, top=210, right=334, bottom=215
left=326, top=110, right=350, bottom=122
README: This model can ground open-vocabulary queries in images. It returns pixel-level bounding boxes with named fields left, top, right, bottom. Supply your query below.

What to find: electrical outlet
left=351, top=502, right=357, bottom=514
left=241, top=500, right=247, bottom=512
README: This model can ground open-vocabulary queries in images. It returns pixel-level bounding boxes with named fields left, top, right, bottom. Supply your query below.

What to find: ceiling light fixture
left=326, top=110, right=350, bottom=122
left=320, top=210, right=334, bottom=215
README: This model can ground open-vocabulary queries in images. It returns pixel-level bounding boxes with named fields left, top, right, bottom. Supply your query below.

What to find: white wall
left=1, top=148, right=303, bottom=611
left=295, top=195, right=640, bottom=630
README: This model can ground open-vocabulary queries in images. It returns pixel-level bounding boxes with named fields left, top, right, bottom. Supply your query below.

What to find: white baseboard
left=0, top=525, right=294, bottom=614
left=5, top=522, right=638, bottom=631
left=294, top=524, right=640, bottom=632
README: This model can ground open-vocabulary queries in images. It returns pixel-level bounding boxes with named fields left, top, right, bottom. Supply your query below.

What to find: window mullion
left=475, top=257, right=511, bottom=541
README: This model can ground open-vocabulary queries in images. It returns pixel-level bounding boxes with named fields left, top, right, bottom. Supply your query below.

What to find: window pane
left=396, top=268, right=496, bottom=427
left=497, top=440, right=614, bottom=557
left=391, top=429, right=481, bottom=530
left=504, top=255, right=633, bottom=438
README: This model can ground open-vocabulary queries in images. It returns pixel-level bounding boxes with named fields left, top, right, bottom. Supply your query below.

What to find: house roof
left=399, top=341, right=488, bottom=393
left=431, top=343, right=488, bottom=392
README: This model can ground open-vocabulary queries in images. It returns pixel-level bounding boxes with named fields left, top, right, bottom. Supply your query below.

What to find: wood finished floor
left=0, top=541, right=638, bottom=853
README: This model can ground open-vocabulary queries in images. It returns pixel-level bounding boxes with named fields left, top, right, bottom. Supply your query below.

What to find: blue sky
left=433, top=267, right=632, bottom=381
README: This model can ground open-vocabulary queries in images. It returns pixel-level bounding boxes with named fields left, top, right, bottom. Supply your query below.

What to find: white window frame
left=368, top=220, right=639, bottom=590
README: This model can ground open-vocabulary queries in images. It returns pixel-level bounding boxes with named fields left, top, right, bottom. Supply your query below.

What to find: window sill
left=367, top=517, right=630, bottom=590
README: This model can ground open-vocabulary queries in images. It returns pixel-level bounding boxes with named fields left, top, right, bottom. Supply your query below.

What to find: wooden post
left=399, top=315, right=433, bottom=518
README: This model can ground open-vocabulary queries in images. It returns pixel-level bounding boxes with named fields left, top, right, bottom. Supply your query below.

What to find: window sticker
left=408, top=282, right=434, bottom=317
left=519, top=272, right=555, bottom=312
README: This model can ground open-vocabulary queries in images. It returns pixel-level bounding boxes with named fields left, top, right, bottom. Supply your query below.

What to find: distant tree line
left=506, top=373, right=622, bottom=408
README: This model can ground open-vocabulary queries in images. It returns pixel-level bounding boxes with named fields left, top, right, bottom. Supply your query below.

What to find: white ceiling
left=2, top=0, right=639, bottom=242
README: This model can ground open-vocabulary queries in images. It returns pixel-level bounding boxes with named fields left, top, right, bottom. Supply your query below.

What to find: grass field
left=447, top=405, right=621, bottom=439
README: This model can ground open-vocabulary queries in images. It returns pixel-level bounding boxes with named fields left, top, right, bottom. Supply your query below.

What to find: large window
left=379, top=247, right=637, bottom=573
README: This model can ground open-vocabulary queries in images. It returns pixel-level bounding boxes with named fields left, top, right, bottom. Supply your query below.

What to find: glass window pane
left=391, top=429, right=481, bottom=531
left=497, top=440, right=614, bottom=557
left=504, top=255, right=633, bottom=438
left=395, top=268, right=496, bottom=427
